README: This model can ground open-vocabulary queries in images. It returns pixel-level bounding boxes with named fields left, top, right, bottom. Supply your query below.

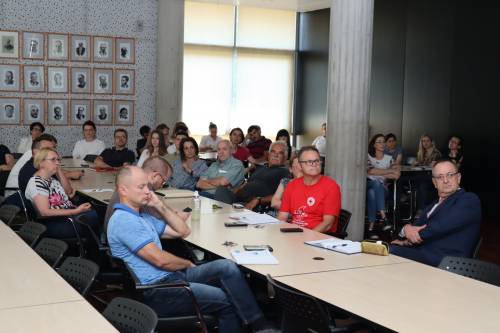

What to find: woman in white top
left=137, top=129, right=168, bottom=167
left=72, top=121, right=105, bottom=159
left=17, top=122, right=44, bottom=154
left=199, top=122, right=222, bottom=152
left=366, top=134, right=400, bottom=232
left=311, top=122, right=326, bottom=156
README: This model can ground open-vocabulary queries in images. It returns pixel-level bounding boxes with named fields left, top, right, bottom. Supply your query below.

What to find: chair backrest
left=266, top=275, right=331, bottom=333
left=17, top=221, right=47, bottom=247
left=338, top=209, right=352, bottom=235
left=438, top=256, right=500, bottom=287
left=472, top=237, right=483, bottom=259
left=0, top=204, right=21, bottom=225
left=103, top=297, right=158, bottom=333
left=58, top=256, right=99, bottom=296
left=34, top=238, right=68, bottom=268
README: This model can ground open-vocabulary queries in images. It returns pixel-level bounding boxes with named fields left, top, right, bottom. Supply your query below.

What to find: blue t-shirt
left=107, top=203, right=170, bottom=284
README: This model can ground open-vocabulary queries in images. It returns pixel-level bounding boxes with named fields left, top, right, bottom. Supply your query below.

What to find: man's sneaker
left=380, top=218, right=392, bottom=231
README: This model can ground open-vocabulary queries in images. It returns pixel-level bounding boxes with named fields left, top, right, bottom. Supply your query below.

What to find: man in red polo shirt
left=278, top=146, right=341, bottom=233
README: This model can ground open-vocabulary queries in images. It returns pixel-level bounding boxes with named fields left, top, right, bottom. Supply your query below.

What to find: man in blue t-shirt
left=108, top=166, right=275, bottom=333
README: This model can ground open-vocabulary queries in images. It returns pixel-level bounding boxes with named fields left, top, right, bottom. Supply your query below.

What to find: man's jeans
left=143, top=259, right=263, bottom=333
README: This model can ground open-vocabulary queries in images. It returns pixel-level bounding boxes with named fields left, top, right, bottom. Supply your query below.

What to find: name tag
left=218, top=169, right=228, bottom=174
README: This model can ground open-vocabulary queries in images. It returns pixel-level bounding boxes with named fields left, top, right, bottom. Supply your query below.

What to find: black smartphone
left=280, top=227, right=303, bottom=233
left=183, top=207, right=192, bottom=212
left=224, top=222, right=248, bottom=227
left=243, top=245, right=273, bottom=252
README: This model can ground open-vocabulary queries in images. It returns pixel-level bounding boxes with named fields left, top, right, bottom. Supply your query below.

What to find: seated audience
left=199, top=122, right=222, bottom=152
left=275, top=129, right=293, bottom=160
left=95, top=129, right=135, bottom=168
left=229, top=127, right=250, bottom=162
left=311, top=122, right=327, bottom=156
left=169, top=137, right=208, bottom=190
left=108, top=166, right=276, bottom=333
left=170, top=121, right=189, bottom=143
left=271, top=153, right=303, bottom=210
left=413, top=134, right=441, bottom=213
left=384, top=133, right=403, bottom=165
left=215, top=141, right=289, bottom=210
left=278, top=146, right=341, bottom=233
left=25, top=147, right=99, bottom=238
left=0, top=143, right=14, bottom=171
left=72, top=121, right=106, bottom=160
left=167, top=131, right=188, bottom=155
left=156, top=123, right=170, bottom=145
left=196, top=140, right=245, bottom=198
left=445, top=135, right=463, bottom=169
left=390, top=159, right=481, bottom=267
left=366, top=134, right=400, bottom=234
left=246, top=125, right=272, bottom=164
left=17, top=122, right=45, bottom=154
left=136, top=125, right=151, bottom=157
left=414, top=134, right=441, bottom=166
left=137, top=130, right=168, bottom=167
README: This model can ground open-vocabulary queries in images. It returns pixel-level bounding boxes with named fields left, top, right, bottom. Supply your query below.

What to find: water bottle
left=192, top=191, right=201, bottom=221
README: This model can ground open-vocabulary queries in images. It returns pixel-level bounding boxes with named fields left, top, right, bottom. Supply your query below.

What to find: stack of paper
left=228, top=212, right=280, bottom=225
left=305, top=238, right=362, bottom=254
left=230, top=249, right=279, bottom=265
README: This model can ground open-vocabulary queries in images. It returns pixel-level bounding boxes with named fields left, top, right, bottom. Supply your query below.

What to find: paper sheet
left=230, top=249, right=279, bottom=265
left=305, top=238, right=362, bottom=254
left=228, top=212, right=280, bottom=225
left=81, top=188, right=114, bottom=193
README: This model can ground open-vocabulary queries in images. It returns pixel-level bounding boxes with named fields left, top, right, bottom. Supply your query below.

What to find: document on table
left=305, top=238, right=362, bottom=254
left=80, top=188, right=114, bottom=193
left=228, top=212, right=280, bottom=225
left=231, top=249, right=279, bottom=265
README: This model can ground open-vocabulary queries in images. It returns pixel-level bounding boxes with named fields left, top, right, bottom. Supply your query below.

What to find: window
left=183, top=1, right=296, bottom=136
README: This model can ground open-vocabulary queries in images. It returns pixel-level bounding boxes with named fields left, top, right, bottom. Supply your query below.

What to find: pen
left=331, top=244, right=348, bottom=248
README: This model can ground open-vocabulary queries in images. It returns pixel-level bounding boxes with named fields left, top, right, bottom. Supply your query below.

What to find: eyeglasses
left=299, top=159, right=321, bottom=166
left=44, top=157, right=61, bottom=163
left=156, top=172, right=169, bottom=187
left=432, top=172, right=459, bottom=182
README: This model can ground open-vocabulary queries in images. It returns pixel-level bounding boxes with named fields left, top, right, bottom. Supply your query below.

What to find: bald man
left=107, top=166, right=275, bottom=333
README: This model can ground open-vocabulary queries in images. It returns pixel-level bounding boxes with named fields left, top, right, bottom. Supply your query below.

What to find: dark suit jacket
left=413, top=188, right=481, bottom=266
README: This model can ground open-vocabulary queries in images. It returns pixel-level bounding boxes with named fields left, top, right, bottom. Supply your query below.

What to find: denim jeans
left=366, top=179, right=386, bottom=223
left=143, top=259, right=263, bottom=333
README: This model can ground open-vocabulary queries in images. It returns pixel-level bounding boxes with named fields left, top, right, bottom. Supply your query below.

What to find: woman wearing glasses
left=25, top=147, right=99, bottom=238
left=169, top=137, right=208, bottom=190
left=367, top=134, right=400, bottom=235
left=137, top=129, right=168, bottom=167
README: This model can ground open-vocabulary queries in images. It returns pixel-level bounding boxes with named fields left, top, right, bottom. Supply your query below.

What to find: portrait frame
left=70, top=34, right=91, bottom=62
left=70, top=99, right=91, bottom=125
left=0, top=97, right=21, bottom=125
left=0, top=64, right=21, bottom=92
left=47, top=66, right=68, bottom=93
left=92, top=100, right=113, bottom=125
left=70, top=67, right=91, bottom=94
left=47, top=33, right=69, bottom=60
left=92, top=36, right=113, bottom=63
left=0, top=30, right=19, bottom=59
left=93, top=68, right=113, bottom=94
left=22, top=31, right=45, bottom=60
left=22, top=98, right=46, bottom=125
left=23, top=65, right=45, bottom=92
left=114, top=68, right=135, bottom=95
left=115, top=37, right=135, bottom=64
left=47, top=99, right=68, bottom=126
left=113, top=100, right=134, bottom=126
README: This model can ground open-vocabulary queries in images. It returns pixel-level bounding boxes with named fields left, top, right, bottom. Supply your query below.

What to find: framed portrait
left=71, top=67, right=91, bottom=94
left=70, top=35, right=90, bottom=62
left=93, top=36, right=113, bottom=63
left=0, top=98, right=21, bottom=124
left=115, top=37, right=135, bottom=64
left=114, top=100, right=134, bottom=126
left=0, top=64, right=21, bottom=92
left=47, top=99, right=68, bottom=125
left=93, top=68, right=113, bottom=94
left=47, top=66, right=68, bottom=93
left=70, top=99, right=91, bottom=125
left=22, top=32, right=45, bottom=60
left=47, top=33, right=68, bottom=60
left=23, top=98, right=46, bottom=125
left=93, top=100, right=112, bottom=125
left=23, top=65, right=45, bottom=92
left=0, top=31, right=19, bottom=59
left=114, top=69, right=135, bottom=95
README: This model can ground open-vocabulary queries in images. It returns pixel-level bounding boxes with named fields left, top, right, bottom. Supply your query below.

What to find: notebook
left=305, top=238, right=362, bottom=254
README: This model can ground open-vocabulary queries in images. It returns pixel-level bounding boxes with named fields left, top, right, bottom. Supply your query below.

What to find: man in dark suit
left=390, top=158, right=481, bottom=266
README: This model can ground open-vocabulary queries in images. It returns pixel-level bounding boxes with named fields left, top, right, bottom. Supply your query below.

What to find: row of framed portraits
left=0, top=30, right=135, bottom=63
left=0, top=65, right=135, bottom=95
left=0, top=97, right=134, bottom=126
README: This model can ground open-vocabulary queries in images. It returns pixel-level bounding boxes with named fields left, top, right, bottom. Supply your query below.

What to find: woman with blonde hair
left=414, top=134, right=441, bottom=166
left=137, top=129, right=168, bottom=167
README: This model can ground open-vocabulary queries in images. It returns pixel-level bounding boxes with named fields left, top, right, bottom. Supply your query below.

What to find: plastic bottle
left=192, top=191, right=201, bottom=221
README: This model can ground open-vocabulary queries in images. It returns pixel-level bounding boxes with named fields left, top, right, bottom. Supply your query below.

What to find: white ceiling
left=187, top=0, right=332, bottom=12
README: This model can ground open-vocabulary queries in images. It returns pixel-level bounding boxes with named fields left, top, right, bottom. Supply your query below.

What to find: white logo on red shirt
left=307, top=196, right=315, bottom=207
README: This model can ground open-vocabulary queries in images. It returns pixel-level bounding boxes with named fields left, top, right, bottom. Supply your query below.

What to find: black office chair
left=16, top=221, right=47, bottom=247
left=266, top=275, right=363, bottom=333
left=83, top=154, right=98, bottom=163
left=438, top=256, right=500, bottom=287
left=34, top=238, right=68, bottom=268
left=58, top=256, right=100, bottom=296
left=326, top=209, right=351, bottom=239
left=103, top=297, right=158, bottom=333
left=0, top=204, right=21, bottom=226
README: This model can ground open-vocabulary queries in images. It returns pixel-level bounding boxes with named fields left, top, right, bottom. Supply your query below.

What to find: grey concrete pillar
left=156, top=0, right=184, bottom=126
left=325, top=0, right=374, bottom=240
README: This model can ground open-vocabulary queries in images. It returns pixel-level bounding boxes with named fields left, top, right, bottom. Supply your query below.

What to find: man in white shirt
left=72, top=121, right=106, bottom=160
left=199, top=122, right=222, bottom=152
left=311, top=122, right=327, bottom=156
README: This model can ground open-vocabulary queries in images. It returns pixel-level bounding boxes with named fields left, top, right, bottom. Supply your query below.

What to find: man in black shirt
left=95, top=129, right=135, bottom=168
left=136, top=125, right=150, bottom=158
